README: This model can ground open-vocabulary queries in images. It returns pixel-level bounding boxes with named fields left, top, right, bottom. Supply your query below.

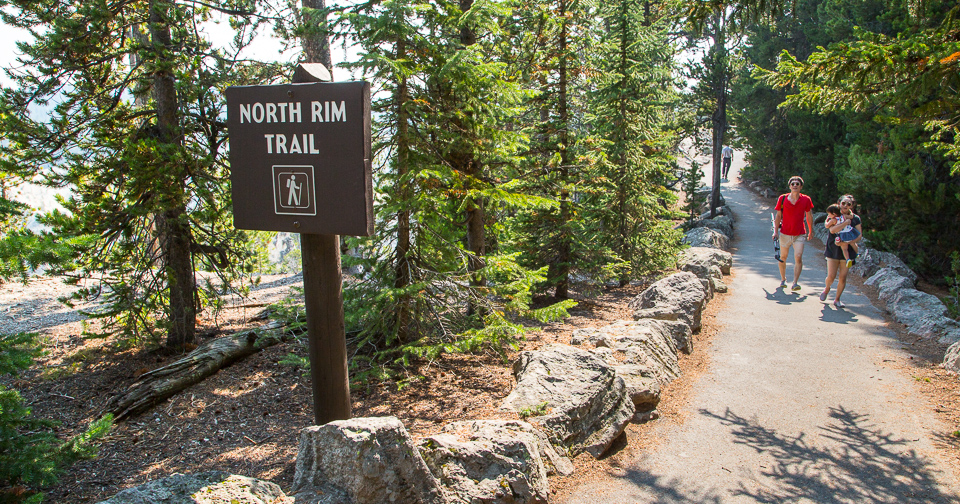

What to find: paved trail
left=561, top=162, right=960, bottom=503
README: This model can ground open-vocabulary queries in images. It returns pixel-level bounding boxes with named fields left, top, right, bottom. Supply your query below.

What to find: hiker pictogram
left=272, top=165, right=317, bottom=216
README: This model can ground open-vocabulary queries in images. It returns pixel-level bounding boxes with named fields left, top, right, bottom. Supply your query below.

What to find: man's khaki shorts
left=779, top=233, right=806, bottom=249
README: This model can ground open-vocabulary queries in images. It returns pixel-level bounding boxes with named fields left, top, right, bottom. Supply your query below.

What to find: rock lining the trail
left=682, top=226, right=729, bottom=250
left=863, top=265, right=960, bottom=352
left=293, top=416, right=447, bottom=504
left=499, top=343, right=636, bottom=459
left=95, top=471, right=291, bottom=504
left=629, top=271, right=708, bottom=333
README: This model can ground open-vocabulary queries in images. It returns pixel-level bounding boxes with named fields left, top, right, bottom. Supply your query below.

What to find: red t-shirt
left=776, top=193, right=813, bottom=236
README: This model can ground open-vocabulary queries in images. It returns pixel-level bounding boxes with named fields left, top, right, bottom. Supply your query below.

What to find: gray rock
left=887, top=289, right=948, bottom=328
left=629, top=272, right=708, bottom=332
left=500, top=344, right=634, bottom=459
left=656, top=319, right=695, bottom=354
left=443, top=420, right=574, bottom=476
left=812, top=213, right=830, bottom=245
left=865, top=269, right=960, bottom=344
left=682, top=227, right=729, bottom=250
left=96, top=472, right=289, bottom=504
left=293, top=417, right=446, bottom=504
left=711, top=277, right=728, bottom=293
left=678, top=247, right=733, bottom=277
left=854, top=249, right=918, bottom=283
left=911, top=316, right=960, bottom=346
left=612, top=364, right=661, bottom=412
left=944, top=341, right=960, bottom=374
left=695, top=188, right=724, bottom=212
left=691, top=215, right=734, bottom=239
left=582, top=319, right=683, bottom=384
left=865, top=268, right=916, bottom=303
left=569, top=328, right=592, bottom=346
left=762, top=188, right=776, bottom=198
left=418, top=420, right=572, bottom=504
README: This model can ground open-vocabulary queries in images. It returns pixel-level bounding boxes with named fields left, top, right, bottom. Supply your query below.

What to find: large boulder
left=865, top=269, right=960, bottom=345
left=691, top=215, right=734, bottom=240
left=678, top=247, right=733, bottom=277
left=682, top=227, right=729, bottom=250
left=698, top=205, right=730, bottom=220
left=578, top=320, right=683, bottom=385
left=96, top=472, right=289, bottom=504
left=887, top=288, right=948, bottom=328
left=911, top=316, right=960, bottom=346
left=865, top=268, right=916, bottom=303
left=812, top=212, right=829, bottom=244
left=629, top=272, right=708, bottom=332
left=500, top=344, right=634, bottom=459
left=293, top=417, right=446, bottom=504
left=852, top=248, right=918, bottom=282
left=418, top=420, right=573, bottom=504
left=944, top=342, right=960, bottom=374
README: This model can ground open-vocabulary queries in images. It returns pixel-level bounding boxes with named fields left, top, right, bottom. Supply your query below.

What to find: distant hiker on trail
left=721, top=145, right=733, bottom=180
left=821, top=194, right=863, bottom=308
left=773, top=176, right=814, bottom=291
left=824, top=204, right=860, bottom=267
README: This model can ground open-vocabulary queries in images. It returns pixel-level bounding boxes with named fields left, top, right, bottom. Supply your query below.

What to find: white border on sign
left=272, top=165, right=318, bottom=216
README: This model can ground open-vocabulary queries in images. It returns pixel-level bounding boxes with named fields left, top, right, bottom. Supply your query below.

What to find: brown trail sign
left=226, top=64, right=372, bottom=425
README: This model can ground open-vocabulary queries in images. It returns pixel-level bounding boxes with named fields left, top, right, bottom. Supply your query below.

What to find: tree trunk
left=107, top=318, right=298, bottom=420
left=617, top=0, right=630, bottom=287
left=458, top=0, right=486, bottom=315
left=150, top=0, right=196, bottom=349
left=710, top=10, right=727, bottom=218
left=394, top=38, right=413, bottom=343
left=301, top=0, right=332, bottom=69
left=553, top=0, right=572, bottom=299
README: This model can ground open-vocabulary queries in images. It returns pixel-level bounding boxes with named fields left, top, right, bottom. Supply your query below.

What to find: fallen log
left=107, top=318, right=304, bottom=420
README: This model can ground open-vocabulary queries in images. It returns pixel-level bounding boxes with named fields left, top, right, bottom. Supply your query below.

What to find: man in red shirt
left=773, top=175, right=814, bottom=291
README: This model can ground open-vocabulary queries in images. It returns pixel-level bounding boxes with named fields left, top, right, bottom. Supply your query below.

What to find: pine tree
left=0, top=331, right=112, bottom=503
left=509, top=0, right=599, bottom=298
left=336, top=0, right=574, bottom=367
left=681, top=4, right=737, bottom=216
left=587, top=0, right=684, bottom=285
left=0, top=1, right=286, bottom=348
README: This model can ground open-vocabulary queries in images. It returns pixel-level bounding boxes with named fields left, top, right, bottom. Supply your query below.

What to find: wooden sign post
left=226, top=64, right=372, bottom=425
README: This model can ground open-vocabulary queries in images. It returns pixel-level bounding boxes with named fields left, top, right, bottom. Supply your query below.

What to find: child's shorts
left=838, top=228, right=860, bottom=243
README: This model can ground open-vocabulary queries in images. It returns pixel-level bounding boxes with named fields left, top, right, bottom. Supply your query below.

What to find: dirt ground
left=3, top=261, right=959, bottom=502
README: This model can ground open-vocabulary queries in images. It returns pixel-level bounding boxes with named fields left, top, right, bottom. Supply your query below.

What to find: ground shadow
left=819, top=305, right=859, bottom=325
left=610, top=469, right=726, bottom=504
left=764, top=288, right=810, bottom=306
left=696, top=406, right=959, bottom=503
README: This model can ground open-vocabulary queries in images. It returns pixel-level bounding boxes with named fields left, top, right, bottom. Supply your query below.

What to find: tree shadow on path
left=699, top=406, right=959, bottom=503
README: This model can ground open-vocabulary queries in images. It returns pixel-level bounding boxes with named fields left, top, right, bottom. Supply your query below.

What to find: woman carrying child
left=820, top=194, right=863, bottom=308
left=824, top=204, right=861, bottom=267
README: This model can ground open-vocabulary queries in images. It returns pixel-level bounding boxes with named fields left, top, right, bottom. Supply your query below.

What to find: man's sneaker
left=780, top=280, right=787, bottom=288
left=791, top=283, right=801, bottom=291
left=846, top=259, right=853, bottom=268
